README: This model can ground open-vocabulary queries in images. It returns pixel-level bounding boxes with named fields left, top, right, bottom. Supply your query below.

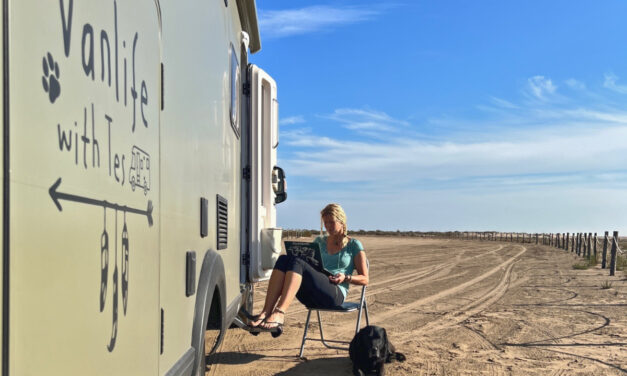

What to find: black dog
left=349, top=325, right=406, bottom=376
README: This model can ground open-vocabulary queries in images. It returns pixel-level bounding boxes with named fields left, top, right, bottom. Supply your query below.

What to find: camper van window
left=272, top=98, right=279, bottom=148
left=230, top=44, right=241, bottom=138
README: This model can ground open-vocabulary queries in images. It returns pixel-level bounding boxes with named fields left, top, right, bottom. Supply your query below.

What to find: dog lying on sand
left=349, top=325, right=406, bottom=376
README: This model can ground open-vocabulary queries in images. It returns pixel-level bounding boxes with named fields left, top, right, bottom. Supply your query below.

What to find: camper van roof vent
left=217, top=195, right=228, bottom=250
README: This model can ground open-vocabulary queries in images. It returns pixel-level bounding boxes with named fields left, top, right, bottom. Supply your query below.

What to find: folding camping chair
left=298, top=261, right=370, bottom=358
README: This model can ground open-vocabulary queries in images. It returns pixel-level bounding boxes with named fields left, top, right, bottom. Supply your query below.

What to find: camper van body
left=0, top=0, right=282, bottom=375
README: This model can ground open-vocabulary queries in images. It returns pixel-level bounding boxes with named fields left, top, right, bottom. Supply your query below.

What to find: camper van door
left=248, top=65, right=282, bottom=282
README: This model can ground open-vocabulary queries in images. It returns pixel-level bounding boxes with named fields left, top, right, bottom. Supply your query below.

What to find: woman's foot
left=249, top=312, right=267, bottom=327
left=260, top=307, right=285, bottom=330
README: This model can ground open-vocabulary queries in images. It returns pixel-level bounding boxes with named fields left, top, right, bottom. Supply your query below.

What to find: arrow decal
left=49, top=178, right=153, bottom=226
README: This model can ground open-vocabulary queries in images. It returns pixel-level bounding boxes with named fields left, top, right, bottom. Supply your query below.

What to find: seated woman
left=251, top=203, right=369, bottom=335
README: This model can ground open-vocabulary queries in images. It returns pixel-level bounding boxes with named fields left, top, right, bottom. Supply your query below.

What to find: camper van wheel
left=250, top=331, right=259, bottom=336
left=203, top=289, right=223, bottom=370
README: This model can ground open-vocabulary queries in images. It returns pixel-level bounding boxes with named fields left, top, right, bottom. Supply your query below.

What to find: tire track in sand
left=371, top=245, right=526, bottom=325
left=229, top=243, right=514, bottom=347
left=285, top=244, right=506, bottom=317
left=413, top=250, right=519, bottom=336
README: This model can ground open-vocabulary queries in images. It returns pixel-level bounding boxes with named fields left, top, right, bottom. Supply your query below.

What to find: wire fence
left=452, top=230, right=624, bottom=277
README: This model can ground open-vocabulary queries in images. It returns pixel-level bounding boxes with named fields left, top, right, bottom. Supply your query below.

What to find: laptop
left=284, top=241, right=333, bottom=277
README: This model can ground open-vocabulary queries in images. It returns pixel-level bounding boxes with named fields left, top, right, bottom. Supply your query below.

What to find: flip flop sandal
left=262, top=321, right=284, bottom=338
left=264, top=307, right=285, bottom=337
left=240, top=309, right=267, bottom=328
left=249, top=314, right=267, bottom=328
left=248, top=321, right=282, bottom=336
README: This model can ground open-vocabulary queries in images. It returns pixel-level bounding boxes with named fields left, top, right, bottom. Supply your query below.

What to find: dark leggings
left=274, top=254, right=344, bottom=308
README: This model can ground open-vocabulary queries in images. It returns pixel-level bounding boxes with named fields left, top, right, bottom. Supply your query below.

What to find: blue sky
left=251, top=1, right=627, bottom=234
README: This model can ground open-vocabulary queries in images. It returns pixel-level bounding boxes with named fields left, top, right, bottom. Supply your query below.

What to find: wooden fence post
left=579, top=232, right=586, bottom=257
left=593, top=233, right=597, bottom=259
left=586, top=233, right=591, bottom=259
left=609, top=231, right=618, bottom=276
left=577, top=233, right=581, bottom=256
left=565, top=233, right=569, bottom=251
left=602, top=231, right=608, bottom=268
left=571, top=233, right=574, bottom=253
left=583, top=233, right=587, bottom=257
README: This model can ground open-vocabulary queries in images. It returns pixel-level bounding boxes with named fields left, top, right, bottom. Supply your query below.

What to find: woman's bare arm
left=348, top=250, right=368, bottom=285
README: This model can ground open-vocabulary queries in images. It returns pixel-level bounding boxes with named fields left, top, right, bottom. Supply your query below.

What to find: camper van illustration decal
left=129, top=146, right=150, bottom=195
left=42, top=52, right=61, bottom=103
left=50, top=177, right=153, bottom=351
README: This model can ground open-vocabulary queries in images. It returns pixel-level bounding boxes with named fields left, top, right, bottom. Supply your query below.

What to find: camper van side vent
left=217, top=195, right=228, bottom=250
left=200, top=197, right=208, bottom=238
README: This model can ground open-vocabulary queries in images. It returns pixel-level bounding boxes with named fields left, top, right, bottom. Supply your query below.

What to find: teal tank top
left=314, top=235, right=364, bottom=301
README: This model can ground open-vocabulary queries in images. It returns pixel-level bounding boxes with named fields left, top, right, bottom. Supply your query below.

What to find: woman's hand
left=329, top=273, right=345, bottom=285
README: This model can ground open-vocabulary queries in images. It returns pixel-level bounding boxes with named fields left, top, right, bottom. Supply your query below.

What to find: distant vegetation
left=282, top=229, right=479, bottom=238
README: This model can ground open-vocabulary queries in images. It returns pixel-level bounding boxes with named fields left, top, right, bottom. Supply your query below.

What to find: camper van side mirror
left=272, top=166, right=287, bottom=204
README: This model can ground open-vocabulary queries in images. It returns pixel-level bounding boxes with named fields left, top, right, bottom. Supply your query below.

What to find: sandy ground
left=206, top=236, right=627, bottom=375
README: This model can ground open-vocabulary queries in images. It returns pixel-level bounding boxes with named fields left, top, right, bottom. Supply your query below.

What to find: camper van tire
left=190, top=250, right=227, bottom=375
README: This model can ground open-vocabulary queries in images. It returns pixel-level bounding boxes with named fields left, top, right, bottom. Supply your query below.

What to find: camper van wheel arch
left=190, top=250, right=227, bottom=376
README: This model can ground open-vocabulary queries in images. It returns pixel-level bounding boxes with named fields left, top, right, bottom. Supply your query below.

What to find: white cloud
left=280, top=116, right=305, bottom=125
left=277, top=76, right=627, bottom=233
left=489, top=96, right=519, bottom=109
left=259, top=6, right=380, bottom=39
left=603, top=73, right=627, bottom=94
left=281, top=101, right=627, bottom=186
left=565, top=78, right=586, bottom=90
left=323, top=108, right=409, bottom=135
left=526, top=75, right=557, bottom=100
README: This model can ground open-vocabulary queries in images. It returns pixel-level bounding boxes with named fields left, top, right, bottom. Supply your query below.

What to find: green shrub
left=572, top=262, right=589, bottom=270
left=588, top=254, right=598, bottom=266
left=616, top=255, right=626, bottom=271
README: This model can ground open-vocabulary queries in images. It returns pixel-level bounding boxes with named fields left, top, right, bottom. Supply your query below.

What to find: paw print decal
left=42, top=52, right=61, bottom=103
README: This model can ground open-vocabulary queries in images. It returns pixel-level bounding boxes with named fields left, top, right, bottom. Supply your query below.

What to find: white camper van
left=0, top=0, right=285, bottom=375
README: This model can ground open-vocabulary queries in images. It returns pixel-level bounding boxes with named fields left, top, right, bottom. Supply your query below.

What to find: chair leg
left=355, top=306, right=362, bottom=334
left=316, top=310, right=350, bottom=350
left=316, top=310, right=328, bottom=347
left=364, top=301, right=370, bottom=326
left=299, top=309, right=313, bottom=358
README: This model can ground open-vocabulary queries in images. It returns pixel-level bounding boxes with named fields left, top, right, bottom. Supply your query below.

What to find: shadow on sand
left=275, top=356, right=353, bottom=376
left=207, top=351, right=265, bottom=366
left=207, top=352, right=354, bottom=375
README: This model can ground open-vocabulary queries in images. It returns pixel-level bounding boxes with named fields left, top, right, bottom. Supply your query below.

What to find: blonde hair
left=320, top=203, right=349, bottom=248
